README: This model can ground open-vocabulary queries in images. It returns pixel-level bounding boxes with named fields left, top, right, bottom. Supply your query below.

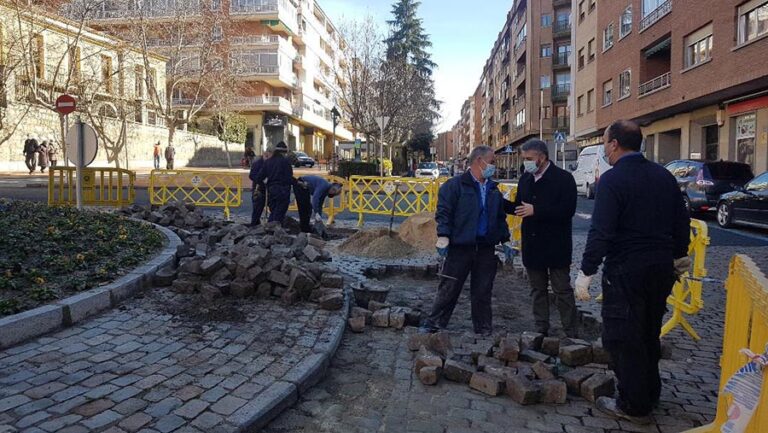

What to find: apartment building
left=453, top=0, right=576, bottom=174
left=71, top=0, right=353, bottom=158
left=588, top=0, right=768, bottom=173
left=571, top=0, right=601, bottom=148
left=434, top=130, right=455, bottom=162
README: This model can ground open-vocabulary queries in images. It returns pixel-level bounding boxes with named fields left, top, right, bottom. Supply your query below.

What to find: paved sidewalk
left=0, top=287, right=345, bottom=433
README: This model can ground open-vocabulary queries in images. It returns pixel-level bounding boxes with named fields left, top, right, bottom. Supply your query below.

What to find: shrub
left=332, top=161, right=379, bottom=178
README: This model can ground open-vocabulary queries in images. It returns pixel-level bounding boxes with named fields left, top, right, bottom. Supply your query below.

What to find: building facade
left=70, top=0, right=354, bottom=159
left=571, top=0, right=601, bottom=148
left=579, top=0, right=768, bottom=174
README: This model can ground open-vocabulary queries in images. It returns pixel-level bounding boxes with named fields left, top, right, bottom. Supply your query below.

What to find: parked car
left=293, top=152, right=315, bottom=168
left=573, top=145, right=612, bottom=199
left=716, top=171, right=768, bottom=229
left=665, top=160, right=754, bottom=213
left=438, top=167, right=451, bottom=177
left=415, top=162, right=440, bottom=179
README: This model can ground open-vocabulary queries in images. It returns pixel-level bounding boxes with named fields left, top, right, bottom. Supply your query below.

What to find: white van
left=573, top=145, right=612, bottom=199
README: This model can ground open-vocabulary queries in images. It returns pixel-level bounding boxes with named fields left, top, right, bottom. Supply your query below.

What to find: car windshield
left=705, top=162, right=753, bottom=181
left=419, top=163, right=437, bottom=169
left=296, top=152, right=308, bottom=157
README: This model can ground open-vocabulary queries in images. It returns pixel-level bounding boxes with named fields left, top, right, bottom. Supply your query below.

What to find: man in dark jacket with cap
left=506, top=139, right=578, bottom=337
left=253, top=142, right=293, bottom=224
left=248, top=149, right=271, bottom=226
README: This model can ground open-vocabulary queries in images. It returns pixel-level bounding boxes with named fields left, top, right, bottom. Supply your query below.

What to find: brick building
left=574, top=0, right=768, bottom=173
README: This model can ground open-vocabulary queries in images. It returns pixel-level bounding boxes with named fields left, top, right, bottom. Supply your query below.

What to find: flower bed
left=0, top=200, right=164, bottom=316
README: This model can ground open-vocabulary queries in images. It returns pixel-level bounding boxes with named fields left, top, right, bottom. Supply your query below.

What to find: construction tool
left=388, top=183, right=399, bottom=237
left=437, top=256, right=457, bottom=281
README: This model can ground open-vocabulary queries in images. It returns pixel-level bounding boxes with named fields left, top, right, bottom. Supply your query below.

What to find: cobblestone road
left=264, top=236, right=768, bottom=433
left=0, top=289, right=344, bottom=433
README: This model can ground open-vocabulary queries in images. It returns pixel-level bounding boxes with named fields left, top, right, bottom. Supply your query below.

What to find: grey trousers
left=527, top=267, right=579, bottom=337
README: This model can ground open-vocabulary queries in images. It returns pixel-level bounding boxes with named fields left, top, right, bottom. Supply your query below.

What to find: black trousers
left=601, top=262, right=675, bottom=416
left=251, top=185, right=266, bottom=225
left=293, top=182, right=313, bottom=233
left=424, top=244, right=497, bottom=334
left=267, top=184, right=291, bottom=224
left=527, top=267, right=579, bottom=337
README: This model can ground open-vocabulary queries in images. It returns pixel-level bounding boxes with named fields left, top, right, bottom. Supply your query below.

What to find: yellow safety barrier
left=683, top=254, right=768, bottom=433
left=347, top=176, right=435, bottom=226
left=661, top=218, right=710, bottom=340
left=48, top=166, right=135, bottom=208
left=498, top=183, right=522, bottom=247
left=149, top=169, right=241, bottom=219
left=287, top=175, right=348, bottom=225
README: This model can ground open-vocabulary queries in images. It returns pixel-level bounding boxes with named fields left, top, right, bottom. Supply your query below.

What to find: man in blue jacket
left=575, top=120, right=690, bottom=424
left=252, top=142, right=294, bottom=224
left=248, top=149, right=271, bottom=226
left=293, top=175, right=342, bottom=232
left=420, top=145, right=513, bottom=336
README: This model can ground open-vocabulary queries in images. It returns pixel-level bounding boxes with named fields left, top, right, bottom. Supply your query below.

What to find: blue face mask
left=481, top=162, right=496, bottom=179
left=523, top=160, right=538, bottom=174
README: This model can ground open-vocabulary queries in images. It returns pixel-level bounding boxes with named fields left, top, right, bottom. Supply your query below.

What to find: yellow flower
left=34, top=277, right=45, bottom=285
left=76, top=254, right=85, bottom=261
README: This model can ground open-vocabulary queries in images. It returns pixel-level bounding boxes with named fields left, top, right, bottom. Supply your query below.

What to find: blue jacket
left=253, top=154, right=294, bottom=188
left=581, top=153, right=690, bottom=276
left=436, top=171, right=510, bottom=247
left=249, top=157, right=265, bottom=189
left=301, top=175, right=332, bottom=216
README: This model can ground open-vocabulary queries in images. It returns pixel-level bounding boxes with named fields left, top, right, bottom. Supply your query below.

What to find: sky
left=319, top=0, right=511, bottom=133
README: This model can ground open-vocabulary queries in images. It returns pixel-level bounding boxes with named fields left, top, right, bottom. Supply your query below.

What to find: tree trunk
left=224, top=138, right=232, bottom=168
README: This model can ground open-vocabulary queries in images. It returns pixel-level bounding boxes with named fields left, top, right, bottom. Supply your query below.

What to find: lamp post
left=330, top=106, right=340, bottom=171
left=375, top=115, right=390, bottom=177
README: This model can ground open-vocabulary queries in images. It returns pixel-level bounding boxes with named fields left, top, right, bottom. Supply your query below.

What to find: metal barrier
left=683, top=255, right=768, bottom=433
left=661, top=219, right=710, bottom=340
left=148, top=169, right=241, bottom=219
left=287, top=175, right=348, bottom=225
left=347, top=176, right=435, bottom=226
left=48, top=166, right=135, bottom=208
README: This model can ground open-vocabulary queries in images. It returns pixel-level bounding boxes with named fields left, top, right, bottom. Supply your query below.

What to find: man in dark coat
left=420, top=145, right=512, bottom=336
left=252, top=142, right=293, bottom=224
left=23, top=135, right=39, bottom=174
left=575, top=120, right=690, bottom=424
left=248, top=149, right=271, bottom=226
left=506, top=139, right=578, bottom=337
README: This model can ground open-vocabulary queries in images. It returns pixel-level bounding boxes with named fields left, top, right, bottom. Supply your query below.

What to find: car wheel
left=586, top=183, right=595, bottom=200
left=717, top=202, right=733, bottom=228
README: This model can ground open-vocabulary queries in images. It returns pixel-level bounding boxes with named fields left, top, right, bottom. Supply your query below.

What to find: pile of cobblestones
left=408, top=331, right=628, bottom=407
left=124, top=203, right=346, bottom=311
left=347, top=300, right=423, bottom=333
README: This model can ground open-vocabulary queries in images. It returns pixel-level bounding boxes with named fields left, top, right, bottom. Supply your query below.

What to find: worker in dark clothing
left=293, top=175, right=342, bottom=233
left=420, top=145, right=514, bottom=336
left=252, top=142, right=293, bottom=225
left=575, top=120, right=690, bottom=424
left=248, top=149, right=272, bottom=226
left=506, top=139, right=579, bottom=337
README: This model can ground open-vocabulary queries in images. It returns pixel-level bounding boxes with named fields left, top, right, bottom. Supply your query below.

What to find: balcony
left=553, top=0, right=570, bottom=7
left=231, top=95, right=293, bottom=114
left=552, top=84, right=570, bottom=101
left=638, top=72, right=671, bottom=97
left=229, top=0, right=297, bottom=34
left=552, top=116, right=570, bottom=130
left=230, top=35, right=280, bottom=46
left=553, top=20, right=571, bottom=38
left=640, top=1, right=672, bottom=32
left=553, top=52, right=569, bottom=69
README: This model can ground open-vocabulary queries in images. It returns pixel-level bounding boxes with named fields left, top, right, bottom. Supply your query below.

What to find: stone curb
left=235, top=289, right=351, bottom=432
left=0, top=221, right=182, bottom=349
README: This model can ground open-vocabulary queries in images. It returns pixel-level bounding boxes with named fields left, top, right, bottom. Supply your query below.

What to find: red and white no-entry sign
left=55, top=94, right=77, bottom=115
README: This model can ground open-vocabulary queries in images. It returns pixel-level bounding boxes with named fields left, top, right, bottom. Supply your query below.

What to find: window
left=642, top=0, right=666, bottom=16
left=540, top=75, right=551, bottom=89
left=735, top=113, right=756, bottom=166
left=746, top=172, right=768, bottom=192
left=588, top=38, right=595, bottom=62
left=603, top=23, right=615, bottom=50
left=101, top=55, right=113, bottom=94
left=134, top=66, right=144, bottom=98
left=515, top=109, right=526, bottom=127
left=589, top=0, right=596, bottom=12
left=603, top=80, right=613, bottom=106
left=543, top=106, right=551, bottom=119
left=684, top=24, right=713, bottom=68
left=587, top=89, right=595, bottom=112
left=68, top=46, right=81, bottom=81
left=577, top=95, right=584, bottom=116
left=620, top=5, right=633, bottom=38
left=516, top=24, right=527, bottom=48
left=578, top=48, right=585, bottom=69
left=738, top=0, right=768, bottom=44
left=32, top=35, right=44, bottom=80
left=210, top=0, right=220, bottom=10
left=579, top=0, right=585, bottom=21
left=148, top=68, right=157, bottom=96
left=619, top=70, right=631, bottom=99
left=541, top=14, right=552, bottom=27
left=541, top=44, right=552, bottom=57
left=212, top=25, right=223, bottom=42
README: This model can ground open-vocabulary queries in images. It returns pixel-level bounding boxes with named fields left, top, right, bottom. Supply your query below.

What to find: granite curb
left=0, top=221, right=182, bottom=349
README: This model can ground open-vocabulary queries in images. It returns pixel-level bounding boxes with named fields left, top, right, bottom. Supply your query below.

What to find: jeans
left=25, top=154, right=36, bottom=172
left=154, top=155, right=160, bottom=169
left=527, top=267, right=579, bottom=337
left=166, top=159, right=174, bottom=169
left=423, top=244, right=497, bottom=334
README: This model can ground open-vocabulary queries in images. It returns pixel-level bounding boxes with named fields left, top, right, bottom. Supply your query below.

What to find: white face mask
left=523, top=160, right=538, bottom=174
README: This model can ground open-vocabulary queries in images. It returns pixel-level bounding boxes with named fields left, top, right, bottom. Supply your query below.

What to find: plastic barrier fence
left=347, top=176, right=436, bottom=226
left=48, top=167, right=135, bottom=208
left=149, top=169, right=241, bottom=219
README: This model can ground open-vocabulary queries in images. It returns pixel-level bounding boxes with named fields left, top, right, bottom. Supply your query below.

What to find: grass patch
left=0, top=199, right=164, bottom=317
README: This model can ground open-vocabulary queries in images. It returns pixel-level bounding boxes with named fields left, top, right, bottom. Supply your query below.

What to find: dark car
left=293, top=152, right=315, bottom=168
left=717, top=171, right=768, bottom=229
left=664, top=160, right=754, bottom=213
left=438, top=167, right=450, bottom=177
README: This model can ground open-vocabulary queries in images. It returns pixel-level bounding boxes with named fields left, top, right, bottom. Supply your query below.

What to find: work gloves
left=574, top=271, right=593, bottom=302
left=313, top=213, right=323, bottom=224
left=674, top=256, right=692, bottom=280
left=502, top=241, right=517, bottom=262
left=436, top=237, right=449, bottom=257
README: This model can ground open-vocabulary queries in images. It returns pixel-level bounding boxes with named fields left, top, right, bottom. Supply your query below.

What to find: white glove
left=436, top=237, right=449, bottom=257
left=574, top=271, right=593, bottom=302
left=313, top=213, right=323, bottom=224
left=674, top=256, right=691, bottom=279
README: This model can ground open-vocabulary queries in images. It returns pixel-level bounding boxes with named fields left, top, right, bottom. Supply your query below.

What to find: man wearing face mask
left=505, top=139, right=578, bottom=337
left=420, top=145, right=512, bottom=336
left=575, top=120, right=690, bottom=424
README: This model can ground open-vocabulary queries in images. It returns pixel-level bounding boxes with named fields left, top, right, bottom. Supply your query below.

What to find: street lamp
left=330, top=106, right=340, bottom=171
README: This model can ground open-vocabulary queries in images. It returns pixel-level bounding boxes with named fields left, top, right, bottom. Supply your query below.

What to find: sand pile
left=398, top=212, right=437, bottom=251
left=339, top=229, right=415, bottom=259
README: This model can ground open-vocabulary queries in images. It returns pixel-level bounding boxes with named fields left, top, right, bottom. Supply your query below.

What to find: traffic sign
left=554, top=131, right=567, bottom=145
left=503, top=145, right=514, bottom=154
left=66, top=122, right=98, bottom=167
left=191, top=175, right=202, bottom=187
left=354, top=138, right=361, bottom=149
left=55, top=94, right=77, bottom=115
left=383, top=181, right=396, bottom=195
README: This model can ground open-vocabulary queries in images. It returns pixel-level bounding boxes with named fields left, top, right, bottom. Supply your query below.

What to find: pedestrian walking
left=48, top=142, right=58, bottom=168
left=38, top=140, right=49, bottom=173
left=23, top=135, right=39, bottom=174
left=506, top=139, right=579, bottom=337
left=164, top=143, right=175, bottom=169
left=243, top=146, right=256, bottom=168
left=252, top=142, right=294, bottom=225
left=420, top=145, right=514, bottom=336
left=293, top=175, right=342, bottom=232
left=153, top=141, right=161, bottom=169
left=248, top=149, right=272, bottom=226
left=575, top=120, right=690, bottom=424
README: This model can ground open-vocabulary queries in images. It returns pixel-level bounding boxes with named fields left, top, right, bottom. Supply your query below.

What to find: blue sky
left=319, top=0, right=511, bottom=133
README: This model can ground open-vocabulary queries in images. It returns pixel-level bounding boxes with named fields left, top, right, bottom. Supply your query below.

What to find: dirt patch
left=338, top=229, right=415, bottom=259
left=151, top=293, right=247, bottom=323
left=397, top=212, right=437, bottom=251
